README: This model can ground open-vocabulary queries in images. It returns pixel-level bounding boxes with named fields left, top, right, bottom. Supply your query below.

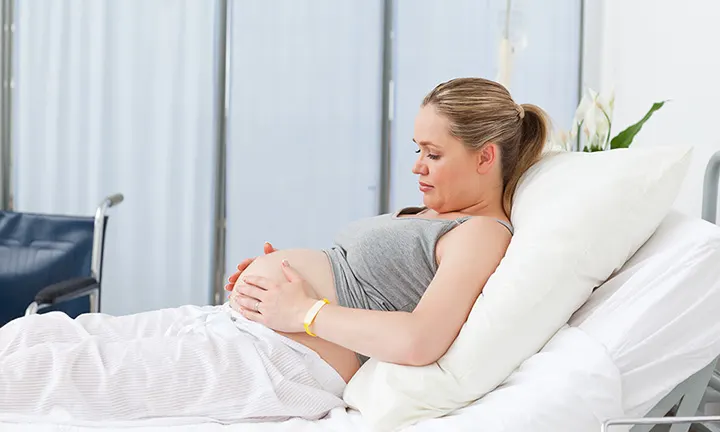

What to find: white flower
left=547, top=129, right=570, bottom=152
left=547, top=125, right=578, bottom=152
left=548, top=87, right=616, bottom=152
left=597, top=88, right=615, bottom=118
left=574, top=87, right=615, bottom=150
left=573, top=88, right=597, bottom=128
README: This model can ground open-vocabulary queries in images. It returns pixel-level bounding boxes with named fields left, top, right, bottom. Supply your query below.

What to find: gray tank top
left=322, top=206, right=513, bottom=365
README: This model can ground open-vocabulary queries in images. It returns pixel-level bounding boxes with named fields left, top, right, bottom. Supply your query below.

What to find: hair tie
left=515, top=104, right=525, bottom=120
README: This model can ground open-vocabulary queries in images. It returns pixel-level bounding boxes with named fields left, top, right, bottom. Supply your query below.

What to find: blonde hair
left=422, top=77, right=548, bottom=216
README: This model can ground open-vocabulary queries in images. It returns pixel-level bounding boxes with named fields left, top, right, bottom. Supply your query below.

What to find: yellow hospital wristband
left=304, top=298, right=330, bottom=337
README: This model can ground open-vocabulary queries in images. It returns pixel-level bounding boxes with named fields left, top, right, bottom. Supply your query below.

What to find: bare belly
left=231, top=249, right=360, bottom=383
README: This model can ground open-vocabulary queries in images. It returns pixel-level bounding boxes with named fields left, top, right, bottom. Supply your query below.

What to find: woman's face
left=412, top=104, right=498, bottom=213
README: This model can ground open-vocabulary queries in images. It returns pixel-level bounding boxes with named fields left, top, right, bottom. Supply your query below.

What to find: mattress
left=2, top=211, right=719, bottom=431
left=569, top=210, right=720, bottom=416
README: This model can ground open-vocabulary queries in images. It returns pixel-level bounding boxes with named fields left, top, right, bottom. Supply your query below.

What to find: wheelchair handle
left=90, top=193, right=123, bottom=296
left=106, top=193, right=124, bottom=207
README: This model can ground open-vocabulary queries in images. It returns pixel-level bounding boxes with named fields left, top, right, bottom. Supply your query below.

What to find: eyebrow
left=412, top=139, right=440, bottom=149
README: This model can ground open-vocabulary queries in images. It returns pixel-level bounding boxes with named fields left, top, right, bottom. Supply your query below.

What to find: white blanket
left=0, top=304, right=346, bottom=426
left=0, top=325, right=624, bottom=432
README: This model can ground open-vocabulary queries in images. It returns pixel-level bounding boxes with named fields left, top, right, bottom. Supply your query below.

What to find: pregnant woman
left=0, top=77, right=547, bottom=424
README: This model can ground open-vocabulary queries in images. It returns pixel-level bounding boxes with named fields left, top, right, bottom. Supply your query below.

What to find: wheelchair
left=0, top=194, right=123, bottom=325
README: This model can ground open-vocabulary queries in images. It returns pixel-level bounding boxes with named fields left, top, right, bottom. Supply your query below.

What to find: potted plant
left=550, top=88, right=666, bottom=152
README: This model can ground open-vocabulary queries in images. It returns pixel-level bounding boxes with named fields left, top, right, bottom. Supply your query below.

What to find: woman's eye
left=415, top=149, right=440, bottom=160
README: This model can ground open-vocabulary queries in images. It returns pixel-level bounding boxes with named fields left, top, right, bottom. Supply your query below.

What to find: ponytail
left=502, top=104, right=548, bottom=216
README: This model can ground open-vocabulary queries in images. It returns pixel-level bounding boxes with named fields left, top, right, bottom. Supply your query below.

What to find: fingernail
left=281, top=259, right=289, bottom=267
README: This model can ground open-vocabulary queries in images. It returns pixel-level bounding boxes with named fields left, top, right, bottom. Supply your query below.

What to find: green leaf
left=610, top=101, right=667, bottom=149
left=583, top=143, right=605, bottom=152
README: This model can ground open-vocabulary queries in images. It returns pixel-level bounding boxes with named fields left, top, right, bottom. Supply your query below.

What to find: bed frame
left=602, top=150, right=720, bottom=431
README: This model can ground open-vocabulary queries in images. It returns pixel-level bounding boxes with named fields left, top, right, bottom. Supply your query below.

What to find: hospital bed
left=1, top=155, right=720, bottom=431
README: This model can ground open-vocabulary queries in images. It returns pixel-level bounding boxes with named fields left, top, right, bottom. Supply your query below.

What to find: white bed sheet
left=3, top=211, right=719, bottom=432
left=569, top=210, right=720, bottom=417
left=0, top=327, right=624, bottom=432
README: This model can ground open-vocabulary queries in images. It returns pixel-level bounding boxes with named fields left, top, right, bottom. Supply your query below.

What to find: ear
left=476, top=143, right=498, bottom=174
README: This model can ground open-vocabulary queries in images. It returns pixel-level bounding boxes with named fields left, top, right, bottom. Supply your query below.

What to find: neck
left=429, top=185, right=507, bottom=220
left=426, top=199, right=507, bottom=220
left=455, top=199, right=506, bottom=219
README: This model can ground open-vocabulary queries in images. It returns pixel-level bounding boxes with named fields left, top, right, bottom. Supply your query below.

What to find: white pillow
left=343, top=146, right=692, bottom=431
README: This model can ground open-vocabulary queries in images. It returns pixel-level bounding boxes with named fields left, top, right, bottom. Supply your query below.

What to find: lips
left=419, top=182, right=433, bottom=192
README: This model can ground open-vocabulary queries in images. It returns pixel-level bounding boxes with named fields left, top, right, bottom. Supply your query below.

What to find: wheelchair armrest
left=35, top=277, right=99, bottom=305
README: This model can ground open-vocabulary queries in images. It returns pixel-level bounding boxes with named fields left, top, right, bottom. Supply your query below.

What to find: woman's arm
left=235, top=217, right=511, bottom=366
left=307, top=217, right=511, bottom=366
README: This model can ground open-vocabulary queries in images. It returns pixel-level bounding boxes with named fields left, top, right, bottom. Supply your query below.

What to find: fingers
left=225, top=257, right=256, bottom=291
left=234, top=257, right=255, bottom=275
left=235, top=283, right=267, bottom=301
left=229, top=294, right=263, bottom=323
left=263, top=242, right=276, bottom=255
left=225, top=274, right=240, bottom=291
left=280, top=259, right=301, bottom=282
left=233, top=293, right=263, bottom=311
left=240, top=308, right=263, bottom=323
left=242, top=275, right=274, bottom=290
left=225, top=242, right=276, bottom=293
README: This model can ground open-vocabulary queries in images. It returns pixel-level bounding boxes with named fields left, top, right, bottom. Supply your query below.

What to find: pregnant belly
left=233, top=249, right=360, bottom=383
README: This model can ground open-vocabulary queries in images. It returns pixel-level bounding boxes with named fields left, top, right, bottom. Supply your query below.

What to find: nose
left=412, top=157, right=428, bottom=176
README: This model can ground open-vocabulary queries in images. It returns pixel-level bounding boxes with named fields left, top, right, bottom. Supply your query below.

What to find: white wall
left=583, top=0, right=720, bottom=218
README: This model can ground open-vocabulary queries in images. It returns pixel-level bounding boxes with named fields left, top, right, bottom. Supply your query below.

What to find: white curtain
left=224, top=0, right=384, bottom=276
left=12, top=0, right=220, bottom=314
left=390, top=0, right=582, bottom=209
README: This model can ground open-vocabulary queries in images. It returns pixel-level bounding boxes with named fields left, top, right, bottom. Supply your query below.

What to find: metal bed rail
left=702, top=151, right=720, bottom=225
left=603, top=415, right=720, bottom=432
left=703, top=151, right=720, bottom=403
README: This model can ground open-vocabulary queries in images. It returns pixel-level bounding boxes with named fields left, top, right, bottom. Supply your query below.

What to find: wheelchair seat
left=0, top=194, right=123, bottom=325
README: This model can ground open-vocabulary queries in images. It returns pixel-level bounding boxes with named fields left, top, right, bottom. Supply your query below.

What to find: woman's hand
left=231, top=260, right=317, bottom=333
left=224, top=242, right=277, bottom=292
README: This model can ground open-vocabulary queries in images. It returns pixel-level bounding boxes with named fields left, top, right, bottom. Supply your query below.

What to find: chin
left=421, top=195, right=438, bottom=209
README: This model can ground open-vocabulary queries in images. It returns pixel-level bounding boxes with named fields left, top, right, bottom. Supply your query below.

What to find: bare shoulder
left=436, top=216, right=512, bottom=263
